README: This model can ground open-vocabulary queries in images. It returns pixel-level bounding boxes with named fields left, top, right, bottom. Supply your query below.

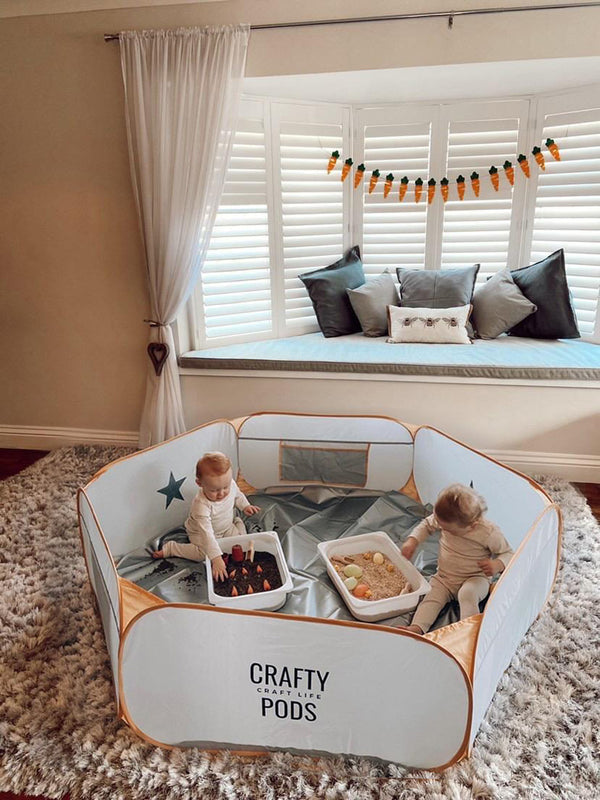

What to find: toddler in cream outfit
left=402, top=483, right=513, bottom=634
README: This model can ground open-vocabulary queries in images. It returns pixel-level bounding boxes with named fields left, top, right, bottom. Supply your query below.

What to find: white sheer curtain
left=119, top=25, right=249, bottom=447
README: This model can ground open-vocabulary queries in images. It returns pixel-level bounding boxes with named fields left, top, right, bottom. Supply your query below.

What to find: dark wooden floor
left=0, top=449, right=597, bottom=800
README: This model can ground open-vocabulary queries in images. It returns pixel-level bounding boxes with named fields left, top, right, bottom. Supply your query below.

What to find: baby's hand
left=211, top=555, right=228, bottom=582
left=478, top=558, right=503, bottom=577
left=243, top=505, right=261, bottom=516
left=401, top=537, right=417, bottom=561
left=152, top=550, right=164, bottom=559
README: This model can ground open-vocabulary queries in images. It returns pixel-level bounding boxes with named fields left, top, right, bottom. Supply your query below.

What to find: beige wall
left=2, top=1, right=600, bottom=434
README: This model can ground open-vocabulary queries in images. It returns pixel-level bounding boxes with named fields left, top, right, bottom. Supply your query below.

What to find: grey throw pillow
left=472, top=269, right=537, bottom=339
left=347, top=271, right=400, bottom=337
left=299, top=246, right=365, bottom=337
left=396, top=264, right=480, bottom=307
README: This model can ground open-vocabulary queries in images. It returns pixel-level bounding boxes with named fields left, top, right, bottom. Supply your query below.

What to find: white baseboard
left=0, top=425, right=139, bottom=449
left=0, top=425, right=598, bottom=482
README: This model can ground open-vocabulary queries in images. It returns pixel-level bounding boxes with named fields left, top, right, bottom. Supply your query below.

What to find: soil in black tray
left=213, top=551, right=282, bottom=597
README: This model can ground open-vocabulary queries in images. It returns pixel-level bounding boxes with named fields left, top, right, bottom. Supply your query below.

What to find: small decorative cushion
left=387, top=304, right=472, bottom=344
left=396, top=264, right=480, bottom=308
left=346, top=271, right=400, bottom=337
left=471, top=269, right=537, bottom=339
left=299, top=246, right=365, bottom=337
left=508, top=249, right=580, bottom=339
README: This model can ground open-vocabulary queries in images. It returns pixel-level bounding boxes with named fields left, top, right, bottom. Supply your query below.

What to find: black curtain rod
left=104, top=2, right=600, bottom=41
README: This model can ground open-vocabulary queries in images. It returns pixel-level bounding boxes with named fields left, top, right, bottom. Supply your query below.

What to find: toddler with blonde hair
left=401, top=483, right=513, bottom=634
left=153, top=452, right=260, bottom=581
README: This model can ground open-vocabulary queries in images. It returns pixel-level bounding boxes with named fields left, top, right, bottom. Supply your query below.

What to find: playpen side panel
left=470, top=505, right=560, bottom=747
left=120, top=606, right=471, bottom=769
left=83, top=421, right=238, bottom=557
left=412, top=427, right=549, bottom=551
left=238, top=413, right=413, bottom=491
left=78, top=490, right=121, bottom=705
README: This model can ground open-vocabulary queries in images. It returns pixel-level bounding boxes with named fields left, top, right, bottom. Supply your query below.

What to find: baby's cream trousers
left=411, top=574, right=490, bottom=633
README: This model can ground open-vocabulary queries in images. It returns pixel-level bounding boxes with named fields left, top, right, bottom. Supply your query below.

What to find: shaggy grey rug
left=0, top=446, right=598, bottom=800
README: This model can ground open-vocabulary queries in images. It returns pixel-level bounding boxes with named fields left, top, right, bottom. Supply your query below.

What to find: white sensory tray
left=318, top=531, right=430, bottom=622
left=205, top=531, right=293, bottom=612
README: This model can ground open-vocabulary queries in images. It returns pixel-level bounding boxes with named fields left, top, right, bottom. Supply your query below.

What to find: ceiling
left=243, top=57, right=600, bottom=105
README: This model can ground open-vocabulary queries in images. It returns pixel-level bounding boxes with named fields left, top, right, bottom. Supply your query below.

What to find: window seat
left=180, top=333, right=600, bottom=381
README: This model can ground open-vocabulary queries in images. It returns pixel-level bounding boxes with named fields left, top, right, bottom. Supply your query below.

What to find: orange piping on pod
left=440, top=177, right=449, bottom=203
left=489, top=166, right=499, bottom=192
left=327, top=150, right=340, bottom=173
left=427, top=178, right=436, bottom=204
left=368, top=169, right=381, bottom=194
left=341, top=158, right=354, bottom=182
left=532, top=146, right=545, bottom=171
left=354, top=163, right=366, bottom=189
left=503, top=160, right=515, bottom=186
left=470, top=172, right=480, bottom=198
left=518, top=154, right=531, bottom=178
left=414, top=177, right=424, bottom=203
left=456, top=175, right=466, bottom=201
left=399, top=176, right=409, bottom=202
left=546, top=138, right=561, bottom=161
left=384, top=173, right=394, bottom=199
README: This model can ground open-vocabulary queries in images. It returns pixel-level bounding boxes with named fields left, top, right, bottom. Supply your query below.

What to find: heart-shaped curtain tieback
left=145, top=319, right=170, bottom=377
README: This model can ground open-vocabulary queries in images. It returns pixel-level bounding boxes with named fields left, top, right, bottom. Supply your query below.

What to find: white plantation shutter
left=441, top=117, right=522, bottom=281
left=198, top=116, right=271, bottom=344
left=278, top=119, right=346, bottom=333
left=361, top=121, right=431, bottom=276
left=530, top=108, right=600, bottom=336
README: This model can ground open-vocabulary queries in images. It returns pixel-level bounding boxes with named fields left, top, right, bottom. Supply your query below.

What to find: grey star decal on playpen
left=157, top=472, right=186, bottom=509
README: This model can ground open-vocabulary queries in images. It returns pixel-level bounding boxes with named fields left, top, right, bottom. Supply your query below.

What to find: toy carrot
left=384, top=173, right=394, bottom=199
left=456, top=175, right=466, bottom=201
left=427, top=178, right=436, bottom=204
left=532, top=146, right=545, bottom=171
left=399, top=176, right=409, bottom=202
left=489, top=166, right=500, bottom=192
left=354, top=163, right=366, bottom=189
left=503, top=160, right=515, bottom=186
left=440, top=177, right=449, bottom=203
left=415, top=177, right=424, bottom=203
left=368, top=169, right=381, bottom=194
left=518, top=154, right=530, bottom=178
left=327, top=150, right=340, bottom=173
left=341, top=158, right=354, bottom=182
left=545, top=138, right=561, bottom=161
left=470, top=171, right=480, bottom=197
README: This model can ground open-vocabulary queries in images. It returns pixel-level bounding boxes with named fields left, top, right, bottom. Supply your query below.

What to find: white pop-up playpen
left=77, top=413, right=561, bottom=769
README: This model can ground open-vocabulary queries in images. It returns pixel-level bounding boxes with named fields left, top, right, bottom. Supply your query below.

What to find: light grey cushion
left=472, top=269, right=537, bottom=339
left=346, top=271, right=399, bottom=337
left=396, top=264, right=480, bottom=308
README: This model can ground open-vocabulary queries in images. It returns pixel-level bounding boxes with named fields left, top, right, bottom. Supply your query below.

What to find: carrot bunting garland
left=327, top=136, right=561, bottom=201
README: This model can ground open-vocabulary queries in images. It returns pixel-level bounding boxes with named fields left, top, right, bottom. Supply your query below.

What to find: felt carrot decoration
left=546, top=138, right=561, bottom=161
left=414, top=178, right=424, bottom=203
left=399, top=176, right=409, bottom=202
left=518, top=154, right=531, bottom=178
left=427, top=178, right=436, bottom=204
left=456, top=175, right=466, bottom=201
left=354, top=163, right=366, bottom=189
left=489, top=166, right=500, bottom=192
left=327, top=150, right=340, bottom=173
left=503, top=160, right=515, bottom=186
left=368, top=169, right=381, bottom=194
left=440, top=177, right=449, bottom=203
left=341, top=158, right=354, bottom=182
left=470, top=171, right=480, bottom=197
left=384, top=173, right=394, bottom=199
left=532, top=146, right=545, bottom=171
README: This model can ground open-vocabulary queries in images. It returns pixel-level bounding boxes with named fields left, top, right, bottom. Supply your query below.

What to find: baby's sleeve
left=488, top=525, right=514, bottom=568
left=409, top=514, right=437, bottom=544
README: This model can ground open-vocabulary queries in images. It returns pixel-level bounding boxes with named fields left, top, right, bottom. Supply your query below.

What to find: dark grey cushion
left=346, top=271, right=399, bottom=337
left=396, top=264, right=480, bottom=308
left=299, top=246, right=365, bottom=337
left=508, top=249, right=580, bottom=339
left=472, top=269, right=537, bottom=339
